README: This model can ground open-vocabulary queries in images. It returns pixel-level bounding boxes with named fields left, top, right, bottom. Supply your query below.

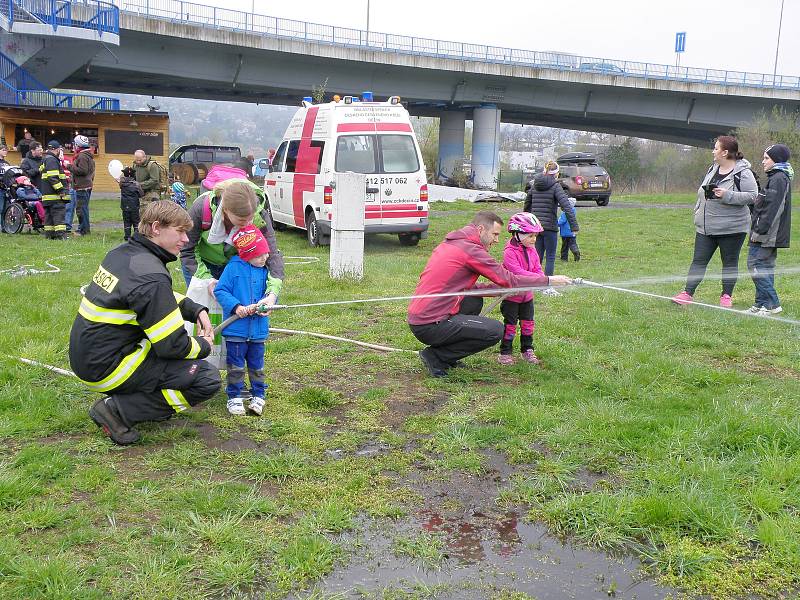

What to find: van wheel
left=398, top=233, right=421, bottom=246
left=305, top=211, right=320, bottom=247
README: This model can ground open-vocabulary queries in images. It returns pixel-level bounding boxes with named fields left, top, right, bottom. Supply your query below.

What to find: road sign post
left=675, top=32, right=686, bottom=68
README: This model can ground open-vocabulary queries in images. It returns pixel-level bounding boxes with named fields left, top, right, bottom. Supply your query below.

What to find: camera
left=703, top=184, right=717, bottom=199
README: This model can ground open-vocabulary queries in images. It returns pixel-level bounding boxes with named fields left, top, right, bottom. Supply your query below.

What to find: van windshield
left=335, top=135, right=419, bottom=174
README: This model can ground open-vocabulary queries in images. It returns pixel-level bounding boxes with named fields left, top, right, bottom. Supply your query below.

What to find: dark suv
left=557, top=152, right=612, bottom=206
left=168, top=145, right=242, bottom=185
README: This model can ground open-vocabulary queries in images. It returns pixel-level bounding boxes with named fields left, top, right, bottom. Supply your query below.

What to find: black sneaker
left=88, top=398, right=140, bottom=445
left=419, top=348, right=448, bottom=378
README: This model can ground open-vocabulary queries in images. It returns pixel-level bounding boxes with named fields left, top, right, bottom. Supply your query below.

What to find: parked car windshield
left=335, top=135, right=419, bottom=174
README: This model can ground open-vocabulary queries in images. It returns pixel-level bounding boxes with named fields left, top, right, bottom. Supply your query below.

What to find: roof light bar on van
left=362, top=91, right=373, bottom=102
left=389, top=96, right=401, bottom=105
left=343, top=96, right=353, bottom=104
left=333, top=95, right=341, bottom=102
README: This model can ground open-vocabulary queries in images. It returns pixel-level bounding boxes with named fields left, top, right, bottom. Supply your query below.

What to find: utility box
left=329, top=172, right=365, bottom=280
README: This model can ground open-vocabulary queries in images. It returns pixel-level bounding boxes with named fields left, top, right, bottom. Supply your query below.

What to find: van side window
left=196, top=150, right=213, bottom=163
left=285, top=141, right=301, bottom=173
left=272, top=141, right=288, bottom=172
left=380, top=135, right=419, bottom=173
left=335, top=135, right=376, bottom=173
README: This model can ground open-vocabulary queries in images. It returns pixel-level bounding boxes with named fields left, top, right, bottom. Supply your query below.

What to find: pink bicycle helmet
left=508, top=212, right=543, bottom=234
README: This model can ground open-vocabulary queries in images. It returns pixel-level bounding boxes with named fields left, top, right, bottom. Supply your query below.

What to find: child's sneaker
left=248, top=396, right=265, bottom=416
left=719, top=294, right=733, bottom=308
left=759, top=306, right=783, bottom=315
left=498, top=354, right=515, bottom=365
left=744, top=305, right=763, bottom=314
left=227, top=398, right=245, bottom=416
left=520, top=349, right=541, bottom=365
left=671, top=291, right=693, bottom=305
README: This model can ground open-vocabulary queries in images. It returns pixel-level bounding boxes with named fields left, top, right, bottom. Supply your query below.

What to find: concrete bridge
left=33, top=4, right=800, bottom=186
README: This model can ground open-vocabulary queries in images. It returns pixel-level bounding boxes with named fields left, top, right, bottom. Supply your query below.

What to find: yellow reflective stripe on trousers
left=78, top=340, right=151, bottom=392
left=144, top=308, right=184, bottom=343
left=185, top=337, right=201, bottom=359
left=162, top=389, right=189, bottom=413
left=79, top=297, right=139, bottom=325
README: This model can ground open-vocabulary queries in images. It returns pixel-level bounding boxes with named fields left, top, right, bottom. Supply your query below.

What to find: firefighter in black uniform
left=40, top=140, right=69, bottom=239
left=69, top=201, right=221, bottom=445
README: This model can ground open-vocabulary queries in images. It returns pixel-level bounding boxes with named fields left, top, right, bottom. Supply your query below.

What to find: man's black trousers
left=409, top=297, right=504, bottom=368
left=107, top=355, right=220, bottom=427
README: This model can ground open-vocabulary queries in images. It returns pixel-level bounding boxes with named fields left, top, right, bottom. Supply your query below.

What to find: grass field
left=0, top=195, right=798, bottom=599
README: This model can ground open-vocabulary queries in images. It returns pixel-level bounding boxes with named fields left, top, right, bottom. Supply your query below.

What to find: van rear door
left=334, top=132, right=426, bottom=226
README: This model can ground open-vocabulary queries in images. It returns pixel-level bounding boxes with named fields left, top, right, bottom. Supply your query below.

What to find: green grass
left=0, top=196, right=799, bottom=597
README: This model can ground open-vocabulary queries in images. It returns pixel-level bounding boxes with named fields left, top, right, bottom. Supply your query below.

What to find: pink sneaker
left=719, top=294, right=733, bottom=308
left=521, top=350, right=541, bottom=365
left=498, top=354, right=515, bottom=365
left=671, top=291, right=693, bottom=305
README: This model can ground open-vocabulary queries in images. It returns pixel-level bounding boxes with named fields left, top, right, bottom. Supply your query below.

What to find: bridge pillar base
left=472, top=105, right=501, bottom=189
left=436, top=110, right=466, bottom=184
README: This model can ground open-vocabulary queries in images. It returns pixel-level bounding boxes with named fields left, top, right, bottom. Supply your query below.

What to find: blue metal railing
left=0, top=50, right=120, bottom=109
left=119, top=0, right=800, bottom=91
left=0, top=0, right=119, bottom=36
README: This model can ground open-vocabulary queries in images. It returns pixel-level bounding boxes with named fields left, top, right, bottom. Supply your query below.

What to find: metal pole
left=365, top=0, right=369, bottom=43
left=773, top=0, right=785, bottom=82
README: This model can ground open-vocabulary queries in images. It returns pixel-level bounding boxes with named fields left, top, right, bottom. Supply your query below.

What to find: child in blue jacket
left=214, top=224, right=273, bottom=416
left=558, top=197, right=580, bottom=261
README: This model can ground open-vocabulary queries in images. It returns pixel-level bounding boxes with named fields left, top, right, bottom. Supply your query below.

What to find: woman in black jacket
left=524, top=161, right=579, bottom=294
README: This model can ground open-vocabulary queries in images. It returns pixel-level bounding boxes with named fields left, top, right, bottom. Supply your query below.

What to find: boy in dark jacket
left=214, top=225, right=272, bottom=416
left=558, top=197, right=580, bottom=261
left=746, top=144, right=793, bottom=315
left=119, top=167, right=143, bottom=241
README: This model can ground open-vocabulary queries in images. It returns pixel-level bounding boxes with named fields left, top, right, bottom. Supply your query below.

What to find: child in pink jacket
left=499, top=212, right=545, bottom=365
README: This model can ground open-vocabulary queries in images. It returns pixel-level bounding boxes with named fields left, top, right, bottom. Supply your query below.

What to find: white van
left=265, top=94, right=429, bottom=246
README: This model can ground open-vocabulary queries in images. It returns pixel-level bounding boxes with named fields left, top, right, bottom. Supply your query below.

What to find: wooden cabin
left=0, top=105, right=169, bottom=193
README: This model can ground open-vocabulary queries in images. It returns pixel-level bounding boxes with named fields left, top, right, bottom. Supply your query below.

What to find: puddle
left=304, top=509, right=677, bottom=599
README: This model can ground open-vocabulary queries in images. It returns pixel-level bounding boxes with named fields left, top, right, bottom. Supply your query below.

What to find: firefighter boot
left=89, top=398, right=141, bottom=445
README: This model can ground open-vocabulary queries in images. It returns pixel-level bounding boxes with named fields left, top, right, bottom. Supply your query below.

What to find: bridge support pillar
left=471, top=105, right=501, bottom=189
left=436, top=110, right=466, bottom=184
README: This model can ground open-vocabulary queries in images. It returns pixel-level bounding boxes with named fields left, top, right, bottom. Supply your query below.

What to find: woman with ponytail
left=672, top=136, right=758, bottom=308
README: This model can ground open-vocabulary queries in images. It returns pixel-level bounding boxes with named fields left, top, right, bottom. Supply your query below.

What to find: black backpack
left=734, top=168, right=762, bottom=194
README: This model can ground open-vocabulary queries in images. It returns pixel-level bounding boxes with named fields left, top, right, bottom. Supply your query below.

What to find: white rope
left=0, top=254, right=86, bottom=278
left=283, top=256, right=321, bottom=265
left=579, top=279, right=800, bottom=325
left=269, top=328, right=415, bottom=353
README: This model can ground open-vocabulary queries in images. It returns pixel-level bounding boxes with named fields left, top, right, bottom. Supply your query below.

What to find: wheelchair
left=1, top=166, right=44, bottom=234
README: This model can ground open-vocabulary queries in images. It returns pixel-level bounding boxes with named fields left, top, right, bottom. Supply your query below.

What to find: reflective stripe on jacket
left=69, top=233, right=211, bottom=389
left=39, top=151, right=66, bottom=202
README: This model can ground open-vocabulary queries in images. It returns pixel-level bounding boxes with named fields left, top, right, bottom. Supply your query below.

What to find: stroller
left=1, top=166, right=44, bottom=234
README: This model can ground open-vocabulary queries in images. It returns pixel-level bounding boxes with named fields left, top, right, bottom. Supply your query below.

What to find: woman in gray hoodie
left=672, top=136, right=758, bottom=308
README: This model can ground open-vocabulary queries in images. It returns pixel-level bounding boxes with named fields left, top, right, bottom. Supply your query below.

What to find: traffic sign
left=675, top=32, right=686, bottom=53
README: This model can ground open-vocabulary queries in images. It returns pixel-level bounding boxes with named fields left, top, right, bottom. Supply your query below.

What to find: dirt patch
left=709, top=357, right=800, bottom=381
left=306, top=448, right=678, bottom=599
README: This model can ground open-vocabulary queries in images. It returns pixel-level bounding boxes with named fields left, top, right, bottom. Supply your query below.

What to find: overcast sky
left=194, top=0, right=800, bottom=76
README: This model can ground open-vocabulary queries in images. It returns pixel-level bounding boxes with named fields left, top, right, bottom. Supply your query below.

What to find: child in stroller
left=1, top=166, right=45, bottom=233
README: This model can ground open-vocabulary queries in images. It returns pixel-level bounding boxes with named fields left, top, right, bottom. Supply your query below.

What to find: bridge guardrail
left=120, top=0, right=800, bottom=91
left=1, top=0, right=119, bottom=36
left=0, top=50, right=119, bottom=109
